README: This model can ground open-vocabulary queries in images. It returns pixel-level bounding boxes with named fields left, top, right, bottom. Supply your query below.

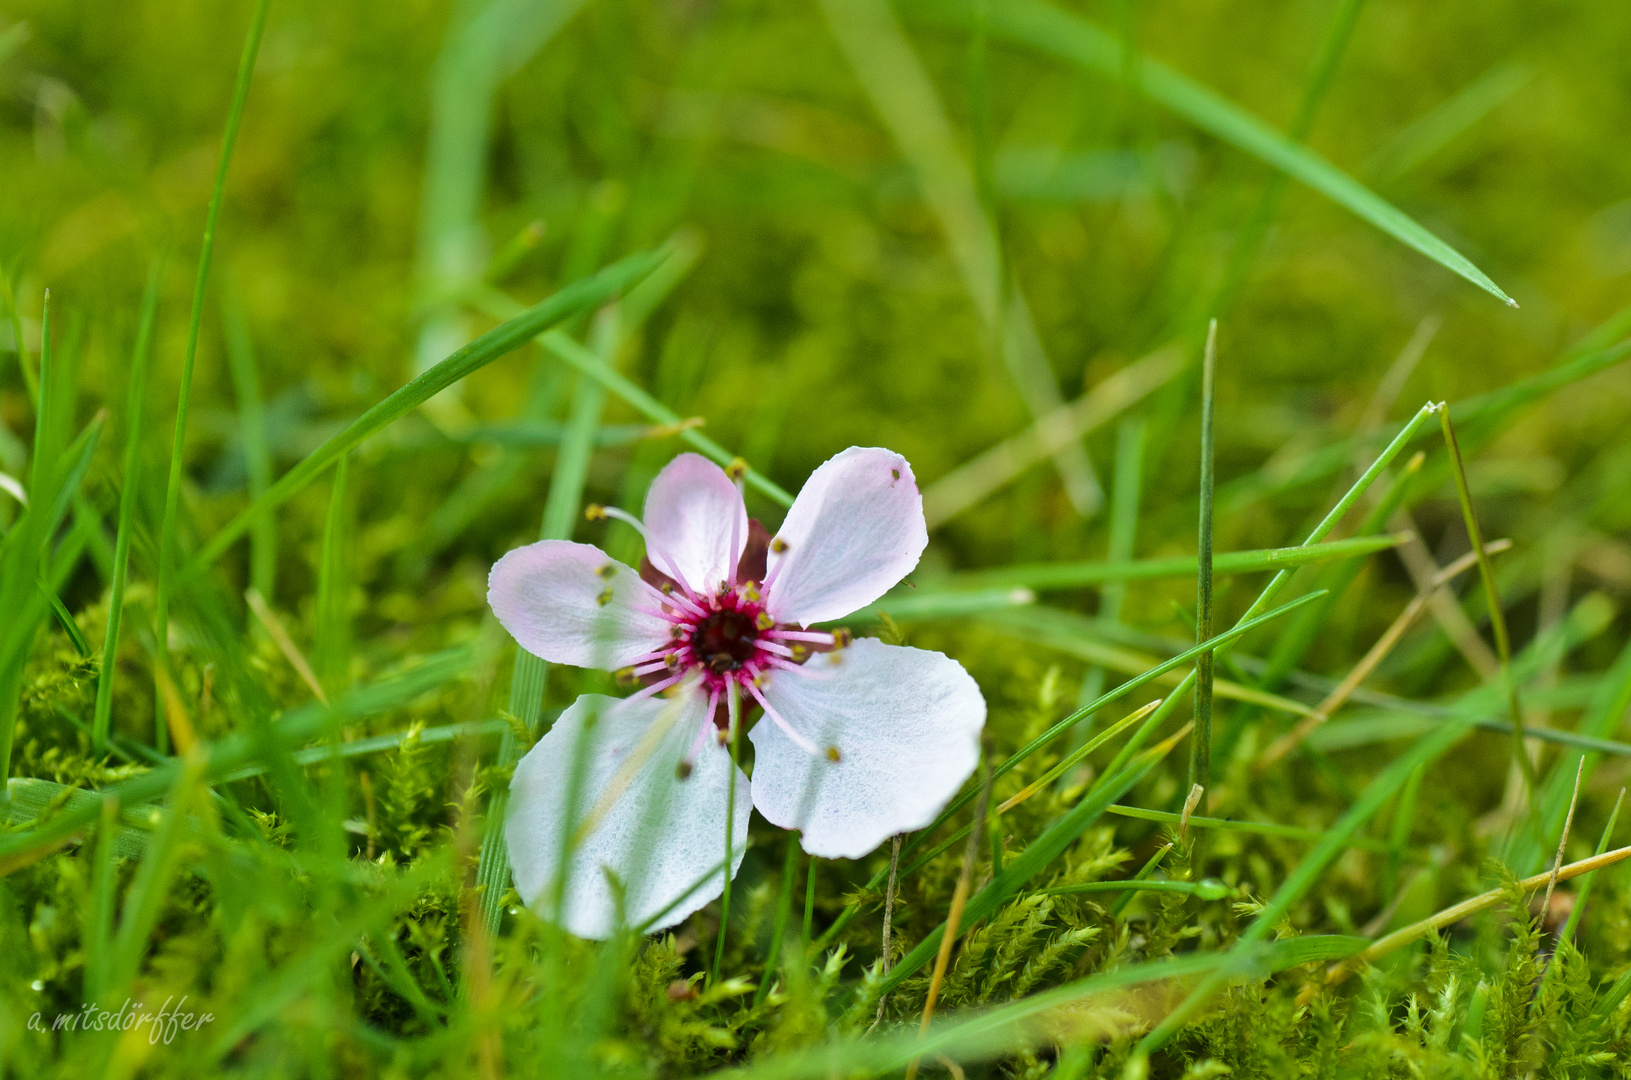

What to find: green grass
left=3, top=0, right=1631, bottom=1076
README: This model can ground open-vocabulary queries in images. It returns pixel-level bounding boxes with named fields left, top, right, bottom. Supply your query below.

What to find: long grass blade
left=153, top=0, right=273, bottom=753
left=919, top=0, right=1518, bottom=306
left=93, top=258, right=164, bottom=751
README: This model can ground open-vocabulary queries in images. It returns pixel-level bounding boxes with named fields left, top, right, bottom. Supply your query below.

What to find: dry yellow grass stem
left=246, top=587, right=329, bottom=706
left=1259, top=539, right=1512, bottom=769
left=905, top=766, right=993, bottom=1080
left=1307, top=841, right=1631, bottom=1001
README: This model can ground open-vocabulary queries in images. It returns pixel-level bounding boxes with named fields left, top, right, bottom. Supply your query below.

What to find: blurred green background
left=4, top=0, right=1629, bottom=616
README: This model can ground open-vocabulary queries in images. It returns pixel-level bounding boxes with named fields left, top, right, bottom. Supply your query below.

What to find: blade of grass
left=753, top=832, right=802, bottom=1008
left=951, top=533, right=1408, bottom=591
left=314, top=451, right=352, bottom=694
left=1558, top=789, right=1623, bottom=944
left=153, top=0, right=272, bottom=753
left=188, top=246, right=670, bottom=576
left=1439, top=406, right=1538, bottom=801
left=1189, top=322, right=1216, bottom=808
left=919, top=0, right=1517, bottom=306
left=92, top=256, right=164, bottom=752
left=1061, top=417, right=1145, bottom=791
left=0, top=292, right=62, bottom=785
left=1367, top=60, right=1531, bottom=183
left=82, top=795, right=122, bottom=1001
left=221, top=287, right=276, bottom=598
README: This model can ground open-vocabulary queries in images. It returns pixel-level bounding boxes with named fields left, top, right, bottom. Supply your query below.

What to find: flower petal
left=748, top=639, right=984, bottom=859
left=506, top=690, right=751, bottom=940
left=765, top=447, right=928, bottom=626
left=488, top=540, right=672, bottom=669
left=642, top=453, right=749, bottom=597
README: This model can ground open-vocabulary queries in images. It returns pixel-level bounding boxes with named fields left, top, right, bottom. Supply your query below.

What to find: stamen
left=623, top=670, right=688, bottom=705
left=676, top=703, right=717, bottom=780
left=757, top=639, right=795, bottom=658
left=630, top=658, right=676, bottom=677
left=595, top=504, right=703, bottom=603
left=623, top=646, right=679, bottom=667
left=766, top=629, right=838, bottom=645
left=743, top=680, right=822, bottom=756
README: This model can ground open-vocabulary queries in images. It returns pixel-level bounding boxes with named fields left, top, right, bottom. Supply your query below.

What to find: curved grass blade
left=914, top=0, right=1516, bottom=306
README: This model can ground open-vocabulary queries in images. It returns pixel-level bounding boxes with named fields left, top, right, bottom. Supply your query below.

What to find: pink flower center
left=692, top=609, right=760, bottom=673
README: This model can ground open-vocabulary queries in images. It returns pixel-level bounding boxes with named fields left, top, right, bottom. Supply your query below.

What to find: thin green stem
left=754, top=833, right=801, bottom=1007
left=1439, top=406, right=1538, bottom=800
left=1189, top=321, right=1216, bottom=807
left=152, top=0, right=272, bottom=752
left=92, top=258, right=165, bottom=751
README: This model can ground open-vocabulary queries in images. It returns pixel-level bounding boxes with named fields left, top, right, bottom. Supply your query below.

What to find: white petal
left=748, top=639, right=984, bottom=859
left=488, top=540, right=672, bottom=669
left=506, top=690, right=751, bottom=940
left=642, top=453, right=748, bottom=597
left=765, top=447, right=928, bottom=626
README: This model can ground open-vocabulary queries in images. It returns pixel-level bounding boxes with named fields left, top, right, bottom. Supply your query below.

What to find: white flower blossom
left=488, top=447, right=985, bottom=938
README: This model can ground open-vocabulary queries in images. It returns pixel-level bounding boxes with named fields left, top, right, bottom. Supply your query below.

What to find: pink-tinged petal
left=642, top=453, right=749, bottom=597
left=748, top=639, right=984, bottom=859
left=506, top=690, right=750, bottom=940
left=765, top=447, right=927, bottom=626
left=488, top=540, right=672, bottom=670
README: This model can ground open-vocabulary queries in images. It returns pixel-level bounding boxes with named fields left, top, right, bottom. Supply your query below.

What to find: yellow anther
left=675, top=761, right=693, bottom=780
left=790, top=643, right=808, bottom=660
left=614, top=667, right=638, bottom=686
left=659, top=581, right=674, bottom=595
left=596, top=587, right=615, bottom=607
left=831, top=628, right=853, bottom=649
left=585, top=504, right=607, bottom=521
left=595, top=563, right=617, bottom=579
left=755, top=611, right=774, bottom=631
left=741, top=583, right=761, bottom=603
left=670, top=625, right=686, bottom=640
left=771, top=538, right=788, bottom=554
left=725, top=457, right=749, bottom=480
left=665, top=653, right=681, bottom=668
left=825, top=745, right=842, bottom=763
